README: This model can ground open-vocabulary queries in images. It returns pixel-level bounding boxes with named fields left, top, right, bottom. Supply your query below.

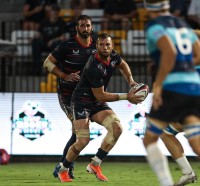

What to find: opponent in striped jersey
left=143, top=1, right=200, bottom=186
left=194, top=29, right=200, bottom=74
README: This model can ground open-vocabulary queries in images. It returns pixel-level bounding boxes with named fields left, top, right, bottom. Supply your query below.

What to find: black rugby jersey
left=51, top=36, right=96, bottom=95
left=73, top=51, right=122, bottom=102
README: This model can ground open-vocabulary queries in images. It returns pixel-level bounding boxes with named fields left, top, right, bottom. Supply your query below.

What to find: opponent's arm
left=193, top=40, right=200, bottom=65
left=152, top=35, right=176, bottom=110
left=153, top=35, right=176, bottom=88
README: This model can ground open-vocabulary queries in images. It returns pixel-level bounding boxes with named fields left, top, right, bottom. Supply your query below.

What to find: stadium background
left=0, top=0, right=197, bottom=163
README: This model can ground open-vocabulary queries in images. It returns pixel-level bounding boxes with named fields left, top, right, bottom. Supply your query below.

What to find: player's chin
left=102, top=52, right=110, bottom=57
left=81, top=33, right=90, bottom=38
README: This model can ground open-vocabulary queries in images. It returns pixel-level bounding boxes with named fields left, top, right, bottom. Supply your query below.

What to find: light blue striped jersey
left=145, top=15, right=200, bottom=95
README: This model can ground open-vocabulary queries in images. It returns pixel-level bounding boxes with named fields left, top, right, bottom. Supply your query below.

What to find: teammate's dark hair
left=76, top=15, right=92, bottom=25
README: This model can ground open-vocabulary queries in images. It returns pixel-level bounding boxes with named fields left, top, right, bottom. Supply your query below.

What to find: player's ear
left=75, top=26, right=78, bottom=31
left=112, top=42, right=114, bottom=49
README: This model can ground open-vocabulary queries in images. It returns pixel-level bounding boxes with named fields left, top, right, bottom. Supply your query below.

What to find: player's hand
left=152, top=85, right=162, bottom=110
left=62, top=71, right=80, bottom=82
left=129, top=81, right=138, bottom=87
left=127, top=91, right=144, bottom=104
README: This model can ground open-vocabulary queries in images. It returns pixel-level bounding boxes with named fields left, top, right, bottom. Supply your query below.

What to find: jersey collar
left=74, top=36, right=93, bottom=48
left=95, top=53, right=110, bottom=66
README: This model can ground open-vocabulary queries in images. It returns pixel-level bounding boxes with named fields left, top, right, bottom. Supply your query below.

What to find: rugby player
left=43, top=15, right=96, bottom=179
left=143, top=0, right=200, bottom=186
left=56, top=33, right=142, bottom=182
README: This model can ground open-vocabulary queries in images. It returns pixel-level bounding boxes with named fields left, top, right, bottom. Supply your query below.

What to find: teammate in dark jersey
left=142, top=1, right=200, bottom=186
left=56, top=33, right=143, bottom=182
left=43, top=15, right=96, bottom=179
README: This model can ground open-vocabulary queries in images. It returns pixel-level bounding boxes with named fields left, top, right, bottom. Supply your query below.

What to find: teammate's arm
left=43, top=54, right=80, bottom=82
left=118, top=59, right=137, bottom=87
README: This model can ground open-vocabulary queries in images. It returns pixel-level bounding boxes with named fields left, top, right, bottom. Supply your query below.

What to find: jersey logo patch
left=77, top=111, right=86, bottom=117
left=97, top=64, right=107, bottom=76
left=111, top=60, right=117, bottom=67
left=72, top=50, right=79, bottom=55
left=92, top=49, right=96, bottom=53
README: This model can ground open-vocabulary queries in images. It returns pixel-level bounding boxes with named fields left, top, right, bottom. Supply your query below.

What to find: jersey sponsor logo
left=77, top=111, right=87, bottom=117
left=97, top=64, right=107, bottom=76
left=111, top=60, right=117, bottom=67
left=92, top=49, right=96, bottom=53
left=72, top=49, right=79, bottom=55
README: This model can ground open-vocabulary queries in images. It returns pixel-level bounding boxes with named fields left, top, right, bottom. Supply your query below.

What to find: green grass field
left=0, top=161, right=199, bottom=186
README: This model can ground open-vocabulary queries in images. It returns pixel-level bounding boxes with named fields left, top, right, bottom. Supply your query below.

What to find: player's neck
left=95, top=53, right=110, bottom=65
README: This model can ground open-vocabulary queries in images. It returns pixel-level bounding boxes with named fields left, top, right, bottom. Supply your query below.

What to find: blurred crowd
left=20, top=0, right=200, bottom=75
left=22, top=0, right=200, bottom=32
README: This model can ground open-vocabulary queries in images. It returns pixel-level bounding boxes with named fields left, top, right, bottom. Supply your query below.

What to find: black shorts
left=72, top=100, right=112, bottom=120
left=149, top=90, right=200, bottom=124
left=58, top=93, right=72, bottom=116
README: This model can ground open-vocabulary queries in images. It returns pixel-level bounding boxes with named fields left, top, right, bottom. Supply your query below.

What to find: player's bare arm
left=153, top=35, right=176, bottom=110
left=154, top=35, right=176, bottom=88
left=92, top=86, right=120, bottom=102
left=118, top=59, right=137, bottom=87
left=43, top=54, right=80, bottom=82
left=92, top=86, right=143, bottom=103
left=192, top=40, right=200, bottom=65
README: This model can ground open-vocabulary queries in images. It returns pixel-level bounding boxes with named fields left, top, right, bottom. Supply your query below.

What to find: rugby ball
left=0, top=149, right=10, bottom=165
left=129, top=83, right=149, bottom=102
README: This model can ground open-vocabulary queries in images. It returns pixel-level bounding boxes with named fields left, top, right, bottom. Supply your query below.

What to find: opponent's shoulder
left=146, top=16, right=189, bottom=30
left=145, top=16, right=167, bottom=30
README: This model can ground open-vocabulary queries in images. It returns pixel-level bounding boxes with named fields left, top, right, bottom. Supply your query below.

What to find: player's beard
left=77, top=29, right=91, bottom=39
left=98, top=51, right=110, bottom=60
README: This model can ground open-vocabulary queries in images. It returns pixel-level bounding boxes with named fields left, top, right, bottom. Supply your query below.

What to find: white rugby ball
left=130, top=83, right=149, bottom=101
